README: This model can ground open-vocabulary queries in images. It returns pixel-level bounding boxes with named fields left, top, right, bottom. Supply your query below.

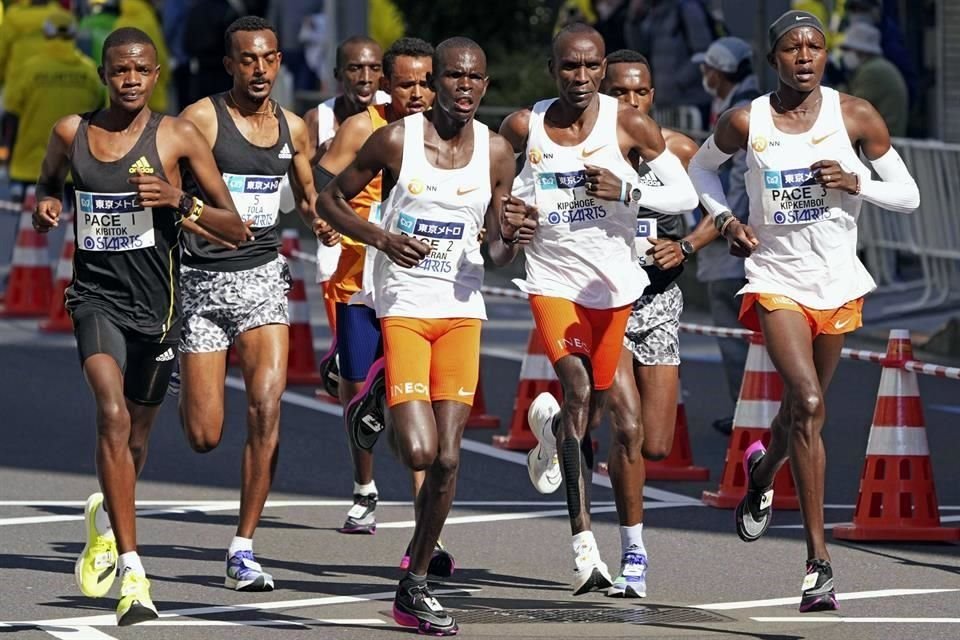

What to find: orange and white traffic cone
left=466, top=376, right=500, bottom=429
left=646, top=385, right=710, bottom=481
left=280, top=230, right=322, bottom=386
left=834, top=330, right=960, bottom=541
left=39, top=212, right=75, bottom=333
left=702, top=333, right=799, bottom=509
left=1, top=189, right=52, bottom=317
left=493, top=329, right=562, bottom=451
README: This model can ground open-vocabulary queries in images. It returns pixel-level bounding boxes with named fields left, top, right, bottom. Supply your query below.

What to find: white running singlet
left=514, top=94, right=647, bottom=308
left=373, top=113, right=490, bottom=320
left=743, top=87, right=874, bottom=309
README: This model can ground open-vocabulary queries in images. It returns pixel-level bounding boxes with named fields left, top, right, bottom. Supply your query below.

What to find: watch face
left=631, top=188, right=642, bottom=203
left=680, top=240, right=695, bottom=255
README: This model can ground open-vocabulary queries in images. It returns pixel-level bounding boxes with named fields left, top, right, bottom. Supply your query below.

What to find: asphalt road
left=1, top=284, right=958, bottom=639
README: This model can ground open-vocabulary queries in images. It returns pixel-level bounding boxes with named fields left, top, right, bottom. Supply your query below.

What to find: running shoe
left=166, top=361, right=181, bottom=397
left=339, top=493, right=377, bottom=534
left=75, top=492, right=117, bottom=598
left=398, top=541, right=456, bottom=578
left=318, top=339, right=341, bottom=399
left=799, top=559, right=838, bottom=612
left=572, top=545, right=613, bottom=596
left=711, top=416, right=733, bottom=436
left=116, top=571, right=158, bottom=626
left=606, top=550, right=647, bottom=598
left=393, top=578, right=459, bottom=636
left=346, top=358, right=386, bottom=451
left=735, top=441, right=774, bottom=542
left=225, top=549, right=275, bottom=591
left=525, top=392, right=561, bottom=494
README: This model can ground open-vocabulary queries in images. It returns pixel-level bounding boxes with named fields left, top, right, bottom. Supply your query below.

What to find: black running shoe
left=399, top=541, right=457, bottom=578
left=735, top=441, right=774, bottom=542
left=346, top=358, right=386, bottom=451
left=712, top=416, right=733, bottom=436
left=393, top=579, right=459, bottom=636
left=799, top=559, right=838, bottom=612
left=318, top=340, right=340, bottom=399
left=338, top=493, right=377, bottom=534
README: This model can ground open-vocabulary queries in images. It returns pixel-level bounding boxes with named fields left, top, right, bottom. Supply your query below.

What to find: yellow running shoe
left=74, top=492, right=117, bottom=598
left=116, top=571, right=159, bottom=626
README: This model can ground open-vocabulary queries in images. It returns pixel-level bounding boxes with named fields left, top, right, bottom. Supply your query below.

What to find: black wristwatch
left=627, top=184, right=642, bottom=205
left=679, top=239, right=696, bottom=259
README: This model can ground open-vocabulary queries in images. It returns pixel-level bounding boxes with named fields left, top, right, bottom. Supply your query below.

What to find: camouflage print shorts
left=179, top=255, right=292, bottom=353
left=623, top=283, right=683, bottom=366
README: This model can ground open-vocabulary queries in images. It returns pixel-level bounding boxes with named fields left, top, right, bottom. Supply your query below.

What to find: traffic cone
left=646, top=385, right=710, bottom=480
left=466, top=376, right=500, bottom=429
left=702, top=333, right=799, bottom=509
left=39, top=211, right=75, bottom=333
left=493, top=329, right=562, bottom=451
left=1, top=189, right=52, bottom=317
left=280, top=230, right=322, bottom=386
left=834, top=330, right=960, bottom=541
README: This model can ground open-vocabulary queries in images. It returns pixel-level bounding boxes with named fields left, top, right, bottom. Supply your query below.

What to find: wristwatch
left=628, top=185, right=642, bottom=204
left=679, top=239, right=696, bottom=259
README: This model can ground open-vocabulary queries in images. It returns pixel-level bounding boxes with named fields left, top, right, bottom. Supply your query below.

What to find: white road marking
left=120, top=618, right=384, bottom=627
left=695, top=588, right=960, bottom=610
left=40, top=627, right=118, bottom=640
left=752, top=617, right=960, bottom=624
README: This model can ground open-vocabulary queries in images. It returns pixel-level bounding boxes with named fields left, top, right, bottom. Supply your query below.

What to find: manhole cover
left=451, top=606, right=728, bottom=625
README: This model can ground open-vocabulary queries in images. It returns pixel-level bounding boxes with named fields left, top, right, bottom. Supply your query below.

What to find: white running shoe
left=572, top=544, right=613, bottom=596
left=525, top=393, right=562, bottom=494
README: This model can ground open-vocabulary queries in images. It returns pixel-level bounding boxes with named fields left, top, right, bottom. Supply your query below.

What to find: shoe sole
left=75, top=494, right=115, bottom=598
left=338, top=524, right=376, bottom=535
left=526, top=445, right=561, bottom=495
left=799, top=593, right=839, bottom=612
left=736, top=442, right=772, bottom=543
left=573, top=567, right=613, bottom=596
left=225, top=575, right=275, bottom=592
left=347, top=360, right=386, bottom=451
left=606, top=583, right=646, bottom=598
left=318, top=339, right=340, bottom=397
left=117, top=602, right=159, bottom=626
left=393, top=603, right=459, bottom=636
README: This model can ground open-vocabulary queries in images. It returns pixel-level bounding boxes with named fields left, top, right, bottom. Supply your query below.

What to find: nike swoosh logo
left=834, top=318, right=852, bottom=330
left=457, top=186, right=479, bottom=196
left=811, top=130, right=839, bottom=145
left=457, top=387, right=474, bottom=397
left=580, top=145, right=606, bottom=158
left=795, top=15, right=808, bottom=21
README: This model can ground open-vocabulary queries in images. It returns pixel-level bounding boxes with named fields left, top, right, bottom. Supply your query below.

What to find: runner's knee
left=96, top=400, right=130, bottom=437
left=610, top=408, right=643, bottom=460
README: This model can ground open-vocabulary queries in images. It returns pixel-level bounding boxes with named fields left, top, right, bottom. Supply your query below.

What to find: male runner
left=176, top=16, right=336, bottom=592
left=500, top=23, right=698, bottom=595
left=593, top=48, right=717, bottom=598
left=317, top=37, right=536, bottom=636
left=314, top=37, right=435, bottom=536
left=33, top=27, right=247, bottom=624
left=688, top=10, right=919, bottom=611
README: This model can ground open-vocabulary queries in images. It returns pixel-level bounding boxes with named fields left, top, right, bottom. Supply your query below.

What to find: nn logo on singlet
left=128, top=156, right=154, bottom=174
left=397, top=212, right=464, bottom=239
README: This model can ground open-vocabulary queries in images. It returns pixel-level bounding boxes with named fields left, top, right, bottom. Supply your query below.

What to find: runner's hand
left=129, top=171, right=181, bottom=208
left=723, top=219, right=758, bottom=257
left=383, top=232, right=430, bottom=268
left=583, top=164, right=624, bottom=201
left=647, top=238, right=684, bottom=270
left=811, top=160, right=857, bottom=193
left=33, top=197, right=62, bottom=232
left=312, top=217, right=341, bottom=247
left=500, top=194, right=537, bottom=245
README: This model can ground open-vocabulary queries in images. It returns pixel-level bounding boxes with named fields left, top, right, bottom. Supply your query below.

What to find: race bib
left=534, top=170, right=608, bottom=227
left=394, top=211, right=467, bottom=281
left=635, top=217, right=658, bottom=266
left=224, top=173, right=283, bottom=227
left=75, top=191, right=154, bottom=252
left=762, top=168, right=840, bottom=226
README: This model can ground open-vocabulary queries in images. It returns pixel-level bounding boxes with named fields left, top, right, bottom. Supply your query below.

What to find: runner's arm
left=285, top=109, right=339, bottom=245
left=33, top=116, right=80, bottom=230
left=318, top=111, right=373, bottom=175
left=486, top=134, right=536, bottom=266
left=303, top=106, right=321, bottom=165
left=687, top=107, right=748, bottom=219
left=622, top=109, right=698, bottom=213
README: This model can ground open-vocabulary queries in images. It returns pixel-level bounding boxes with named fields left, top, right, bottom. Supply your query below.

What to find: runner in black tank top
left=174, top=16, right=336, bottom=594
left=32, top=27, right=246, bottom=627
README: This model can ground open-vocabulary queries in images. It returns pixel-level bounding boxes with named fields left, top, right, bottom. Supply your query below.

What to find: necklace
left=773, top=91, right=821, bottom=114
left=227, top=90, right=273, bottom=116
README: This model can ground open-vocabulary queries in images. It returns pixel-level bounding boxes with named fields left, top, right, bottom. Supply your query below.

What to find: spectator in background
left=369, top=0, right=405, bottom=50
left=0, top=0, right=74, bottom=90
left=183, top=0, right=247, bottom=104
left=843, top=0, right=917, bottom=106
left=839, top=22, right=907, bottom=137
left=163, top=0, right=190, bottom=111
left=114, top=0, right=171, bottom=112
left=76, top=0, right=119, bottom=68
left=692, top=37, right=756, bottom=435
left=2, top=13, right=102, bottom=201
left=625, top=0, right=713, bottom=120
left=267, top=0, right=324, bottom=91
left=595, top=0, right=629, bottom=52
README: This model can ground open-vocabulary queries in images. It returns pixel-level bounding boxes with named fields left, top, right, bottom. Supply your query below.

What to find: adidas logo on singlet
left=278, top=143, right=292, bottom=160
left=155, top=348, right=174, bottom=362
left=128, top=156, right=154, bottom=174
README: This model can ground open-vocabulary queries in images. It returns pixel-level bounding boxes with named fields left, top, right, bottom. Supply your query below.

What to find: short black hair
left=335, top=35, right=381, bottom=70
left=224, top=16, right=278, bottom=56
left=432, top=36, right=483, bottom=75
left=606, top=49, right=650, bottom=69
left=552, top=22, right=604, bottom=61
left=101, top=27, right=156, bottom=66
left=384, top=37, right=434, bottom=78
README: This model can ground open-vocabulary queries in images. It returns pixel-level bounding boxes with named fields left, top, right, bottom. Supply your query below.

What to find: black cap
left=768, top=10, right=826, bottom=52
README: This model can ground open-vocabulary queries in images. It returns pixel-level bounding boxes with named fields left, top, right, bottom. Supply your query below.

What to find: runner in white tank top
left=499, top=24, right=697, bottom=599
left=315, top=38, right=535, bottom=637
left=688, top=10, right=919, bottom=613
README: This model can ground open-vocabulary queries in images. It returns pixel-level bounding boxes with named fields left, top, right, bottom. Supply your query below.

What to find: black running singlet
left=67, top=111, right=182, bottom=338
left=636, top=161, right=686, bottom=295
left=182, top=92, right=294, bottom=271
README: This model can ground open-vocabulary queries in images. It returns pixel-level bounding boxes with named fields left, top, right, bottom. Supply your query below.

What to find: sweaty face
left=769, top=27, right=827, bottom=93
left=551, top=34, right=606, bottom=110
left=433, top=48, right=488, bottom=123
left=602, top=62, right=653, bottom=114
left=338, top=43, right=383, bottom=108
left=385, top=55, right=433, bottom=117
left=101, top=43, right=159, bottom=112
left=226, top=30, right=281, bottom=101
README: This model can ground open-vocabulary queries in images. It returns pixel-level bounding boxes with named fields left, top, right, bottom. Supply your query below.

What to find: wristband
left=500, top=228, right=520, bottom=245
left=851, top=172, right=861, bottom=196
left=619, top=180, right=628, bottom=204
left=713, top=211, right=734, bottom=233
left=719, top=215, right=736, bottom=238
left=185, top=197, right=204, bottom=223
